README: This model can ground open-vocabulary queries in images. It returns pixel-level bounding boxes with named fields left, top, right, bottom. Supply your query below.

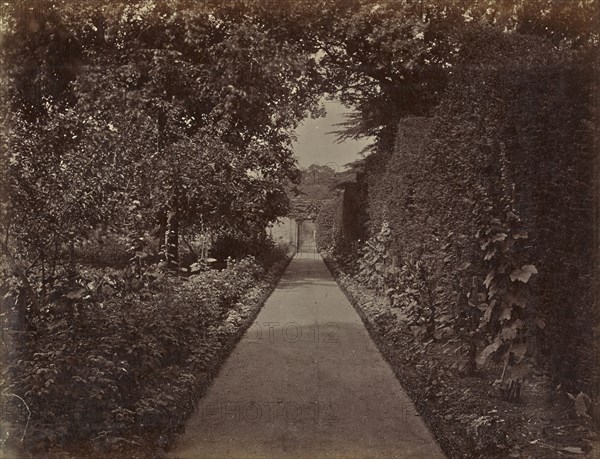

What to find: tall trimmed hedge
left=315, top=197, right=343, bottom=252
left=336, top=27, right=597, bottom=393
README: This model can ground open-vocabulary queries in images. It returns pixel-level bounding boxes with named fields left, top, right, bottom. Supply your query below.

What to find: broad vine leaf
left=499, top=303, right=512, bottom=321
left=476, top=339, right=502, bottom=366
left=507, top=290, right=527, bottom=308
left=509, top=264, right=538, bottom=283
left=500, top=319, right=523, bottom=340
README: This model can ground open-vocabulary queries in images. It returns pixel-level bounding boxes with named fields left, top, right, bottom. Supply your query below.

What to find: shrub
left=1, top=251, right=284, bottom=456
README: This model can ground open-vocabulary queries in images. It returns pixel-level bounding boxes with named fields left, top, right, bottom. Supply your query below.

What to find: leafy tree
left=289, top=164, right=338, bottom=201
left=1, top=0, right=325, bottom=322
left=314, top=0, right=598, bottom=147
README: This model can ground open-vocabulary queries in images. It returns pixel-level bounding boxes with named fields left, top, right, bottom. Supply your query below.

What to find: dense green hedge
left=314, top=197, right=342, bottom=252
left=324, top=27, right=597, bottom=394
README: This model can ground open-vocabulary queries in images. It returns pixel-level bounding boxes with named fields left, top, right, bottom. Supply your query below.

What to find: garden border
left=159, top=251, right=296, bottom=457
left=322, top=253, right=478, bottom=458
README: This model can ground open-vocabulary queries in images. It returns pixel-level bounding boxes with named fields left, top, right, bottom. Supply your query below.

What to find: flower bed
left=1, top=251, right=293, bottom=458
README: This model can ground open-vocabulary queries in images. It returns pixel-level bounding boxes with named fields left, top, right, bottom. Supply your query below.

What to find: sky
left=293, top=99, right=372, bottom=171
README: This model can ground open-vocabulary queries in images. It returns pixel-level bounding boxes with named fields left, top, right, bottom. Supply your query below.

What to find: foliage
left=314, top=196, right=343, bottom=252
left=0, top=0, right=325, bottom=328
left=286, top=164, right=341, bottom=224
left=328, top=252, right=599, bottom=457
left=327, top=25, right=597, bottom=397
left=1, top=2, right=598, bottom=456
left=288, top=164, right=339, bottom=201
left=315, top=0, right=598, bottom=150
left=317, top=0, right=462, bottom=146
left=288, top=199, right=324, bottom=220
left=356, top=222, right=390, bottom=294
left=1, top=251, right=289, bottom=456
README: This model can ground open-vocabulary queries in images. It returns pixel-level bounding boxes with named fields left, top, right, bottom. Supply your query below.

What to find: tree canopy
left=1, top=0, right=327, bottom=277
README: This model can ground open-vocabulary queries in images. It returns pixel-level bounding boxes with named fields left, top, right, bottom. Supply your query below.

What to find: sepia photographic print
left=0, top=1, right=599, bottom=458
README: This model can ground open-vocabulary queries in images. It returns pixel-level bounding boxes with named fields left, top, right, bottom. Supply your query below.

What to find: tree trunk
left=0, top=227, right=39, bottom=332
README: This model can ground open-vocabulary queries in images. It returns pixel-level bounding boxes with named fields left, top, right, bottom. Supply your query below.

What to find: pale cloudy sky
left=293, top=99, right=372, bottom=171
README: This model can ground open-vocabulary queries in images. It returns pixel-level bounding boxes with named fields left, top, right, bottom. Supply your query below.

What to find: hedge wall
left=330, top=27, right=597, bottom=393
left=315, top=196, right=342, bottom=252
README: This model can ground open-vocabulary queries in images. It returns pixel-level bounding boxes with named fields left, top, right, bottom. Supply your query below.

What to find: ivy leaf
left=509, top=265, right=538, bottom=283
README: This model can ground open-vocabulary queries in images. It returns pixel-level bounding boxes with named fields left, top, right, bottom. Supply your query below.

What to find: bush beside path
left=1, top=248, right=293, bottom=459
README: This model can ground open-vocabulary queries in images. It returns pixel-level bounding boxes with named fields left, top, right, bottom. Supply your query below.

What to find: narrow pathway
left=169, top=252, right=445, bottom=458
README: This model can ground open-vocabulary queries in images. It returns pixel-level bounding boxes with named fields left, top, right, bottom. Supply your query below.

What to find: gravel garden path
left=169, top=251, right=445, bottom=459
